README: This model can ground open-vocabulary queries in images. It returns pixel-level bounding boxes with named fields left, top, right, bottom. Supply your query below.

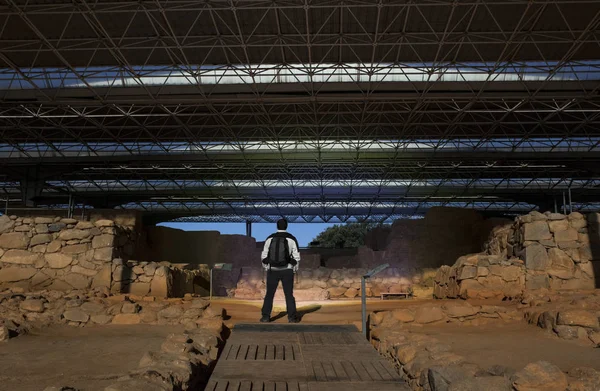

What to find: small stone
left=414, top=306, right=445, bottom=324
left=443, top=302, right=478, bottom=318
left=80, top=302, right=106, bottom=314
left=94, top=219, right=115, bottom=227
left=0, top=215, right=15, bottom=233
left=63, top=309, right=90, bottom=323
left=75, top=221, right=94, bottom=229
left=511, top=361, right=567, bottom=391
left=94, top=247, right=113, bottom=262
left=121, top=302, right=141, bottom=314
left=30, top=233, right=53, bottom=246
left=48, top=223, right=66, bottom=232
left=158, top=306, right=184, bottom=319
left=112, top=314, right=141, bottom=324
left=91, top=314, right=113, bottom=324
left=458, top=266, right=478, bottom=280
left=34, top=217, right=54, bottom=224
left=58, top=229, right=90, bottom=240
left=0, top=325, right=9, bottom=341
left=20, top=299, right=45, bottom=313
left=391, top=309, right=415, bottom=323
left=63, top=273, right=91, bottom=289
left=557, top=310, right=599, bottom=328
left=71, top=265, right=97, bottom=277
left=62, top=244, right=90, bottom=254
left=46, top=240, right=62, bottom=253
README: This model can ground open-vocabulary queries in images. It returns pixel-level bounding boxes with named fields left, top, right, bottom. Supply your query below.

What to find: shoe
left=288, top=315, right=300, bottom=323
left=260, top=315, right=271, bottom=323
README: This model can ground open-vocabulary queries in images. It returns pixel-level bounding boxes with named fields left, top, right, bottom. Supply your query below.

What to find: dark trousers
left=261, top=269, right=297, bottom=319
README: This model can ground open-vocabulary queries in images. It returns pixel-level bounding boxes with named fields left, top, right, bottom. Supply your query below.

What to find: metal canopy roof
left=1, top=0, right=600, bottom=223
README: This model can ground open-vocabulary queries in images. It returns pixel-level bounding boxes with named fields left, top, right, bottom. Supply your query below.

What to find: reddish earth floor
left=417, top=322, right=600, bottom=373
left=0, top=324, right=183, bottom=391
left=1, top=298, right=598, bottom=391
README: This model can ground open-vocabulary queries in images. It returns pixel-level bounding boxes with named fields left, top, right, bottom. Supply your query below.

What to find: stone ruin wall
left=434, top=211, right=599, bottom=300
left=0, top=214, right=205, bottom=298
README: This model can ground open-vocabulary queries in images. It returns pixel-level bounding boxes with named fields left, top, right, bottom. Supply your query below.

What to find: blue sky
left=158, top=222, right=336, bottom=247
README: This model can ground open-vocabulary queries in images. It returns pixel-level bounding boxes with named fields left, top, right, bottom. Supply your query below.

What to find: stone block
left=0, top=215, right=15, bottom=233
left=20, top=299, right=45, bottom=313
left=526, top=274, right=550, bottom=290
left=557, top=310, right=599, bottom=328
left=1, top=249, right=43, bottom=265
left=91, top=266, right=112, bottom=288
left=63, top=273, right=91, bottom=289
left=48, top=223, right=66, bottom=232
left=45, top=252, right=73, bottom=268
left=555, top=228, right=578, bottom=242
left=63, top=309, right=90, bottom=323
left=58, top=229, right=90, bottom=240
left=30, top=233, right=53, bottom=246
left=548, top=219, right=569, bottom=232
left=0, top=232, right=30, bottom=249
left=511, top=361, right=567, bottom=391
left=414, top=306, right=445, bottom=324
left=62, top=243, right=90, bottom=254
left=525, top=244, right=550, bottom=271
left=129, top=282, right=150, bottom=296
left=34, top=217, right=54, bottom=224
left=523, top=221, right=551, bottom=241
left=95, top=219, right=115, bottom=227
left=94, top=247, right=113, bottom=262
left=458, top=266, right=477, bottom=280
left=71, top=265, right=98, bottom=277
left=92, top=234, right=115, bottom=249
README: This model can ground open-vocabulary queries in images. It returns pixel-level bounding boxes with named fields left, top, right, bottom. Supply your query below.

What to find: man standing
left=260, top=218, right=301, bottom=323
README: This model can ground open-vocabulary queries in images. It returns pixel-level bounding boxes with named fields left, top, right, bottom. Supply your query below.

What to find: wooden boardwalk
left=205, top=324, right=409, bottom=391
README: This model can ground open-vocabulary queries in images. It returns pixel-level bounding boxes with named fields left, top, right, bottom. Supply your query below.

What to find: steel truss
left=1, top=0, right=600, bottom=223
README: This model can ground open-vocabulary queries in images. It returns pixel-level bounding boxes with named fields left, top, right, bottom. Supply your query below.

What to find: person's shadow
left=271, top=304, right=322, bottom=322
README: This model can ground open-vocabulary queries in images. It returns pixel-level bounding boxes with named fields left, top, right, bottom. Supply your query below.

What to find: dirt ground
left=0, top=324, right=183, bottom=391
left=417, top=322, right=600, bottom=373
left=1, top=298, right=598, bottom=391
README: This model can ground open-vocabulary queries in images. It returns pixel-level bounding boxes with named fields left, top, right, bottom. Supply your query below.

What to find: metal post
left=209, top=268, right=213, bottom=301
left=554, top=197, right=558, bottom=213
left=562, top=192, right=567, bottom=215
left=4, top=198, right=8, bottom=215
left=81, top=202, right=86, bottom=220
left=361, top=276, right=367, bottom=338
left=568, top=187, right=572, bottom=214
left=67, top=193, right=73, bottom=218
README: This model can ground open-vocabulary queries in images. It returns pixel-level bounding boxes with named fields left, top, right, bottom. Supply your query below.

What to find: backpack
left=267, top=234, right=292, bottom=267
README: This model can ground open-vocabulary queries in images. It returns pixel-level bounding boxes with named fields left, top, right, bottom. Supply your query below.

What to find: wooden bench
left=381, top=292, right=412, bottom=300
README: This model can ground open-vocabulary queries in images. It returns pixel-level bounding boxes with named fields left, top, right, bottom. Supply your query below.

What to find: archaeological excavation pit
left=3, top=1, right=600, bottom=390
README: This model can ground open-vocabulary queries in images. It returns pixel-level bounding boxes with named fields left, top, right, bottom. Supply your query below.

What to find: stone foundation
left=434, top=211, right=599, bottom=299
left=233, top=267, right=436, bottom=300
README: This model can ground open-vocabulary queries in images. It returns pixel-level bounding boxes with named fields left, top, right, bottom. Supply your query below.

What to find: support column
left=245, top=220, right=252, bottom=237
left=19, top=166, right=44, bottom=207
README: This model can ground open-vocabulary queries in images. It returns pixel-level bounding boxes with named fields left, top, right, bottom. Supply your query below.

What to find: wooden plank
left=228, top=381, right=241, bottom=391
left=341, top=361, right=361, bottom=382
left=353, top=362, right=374, bottom=381
left=287, top=381, right=300, bottom=391
left=224, top=344, right=236, bottom=360
left=239, top=380, right=252, bottom=391
left=213, top=380, right=229, bottom=391
left=362, top=361, right=384, bottom=381
left=236, top=345, right=249, bottom=360
left=312, top=362, right=327, bottom=382
left=321, top=362, right=338, bottom=381
left=264, top=381, right=275, bottom=391
left=275, top=381, right=287, bottom=391
left=373, top=361, right=396, bottom=381
left=266, top=344, right=275, bottom=360
left=256, top=344, right=267, bottom=360
left=275, top=344, right=284, bottom=360
left=332, top=361, right=350, bottom=382
left=247, top=344, right=258, bottom=361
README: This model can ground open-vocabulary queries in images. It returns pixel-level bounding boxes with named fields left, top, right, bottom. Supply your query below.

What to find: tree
left=309, top=223, right=385, bottom=248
